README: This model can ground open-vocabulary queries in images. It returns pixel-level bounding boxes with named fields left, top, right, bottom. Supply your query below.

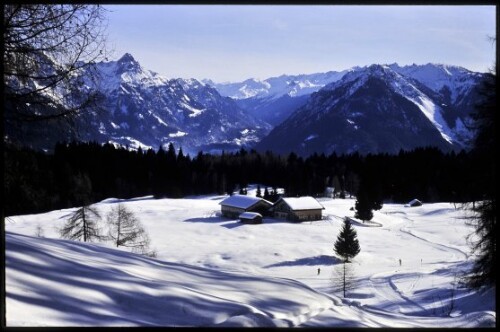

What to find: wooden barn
left=239, top=212, right=263, bottom=224
left=272, top=196, right=325, bottom=222
left=219, top=195, right=273, bottom=219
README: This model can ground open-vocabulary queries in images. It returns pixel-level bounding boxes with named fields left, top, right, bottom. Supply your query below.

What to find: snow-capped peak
left=318, top=64, right=465, bottom=144
left=211, top=71, right=348, bottom=100
left=116, top=53, right=142, bottom=74
left=87, top=54, right=169, bottom=92
left=388, top=63, right=482, bottom=102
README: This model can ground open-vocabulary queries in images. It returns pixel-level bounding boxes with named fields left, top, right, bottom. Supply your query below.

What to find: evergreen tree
left=465, top=68, right=496, bottom=289
left=354, top=190, right=374, bottom=221
left=332, top=175, right=341, bottom=198
left=263, top=187, right=270, bottom=200
left=334, top=218, right=361, bottom=262
left=59, top=205, right=103, bottom=242
left=256, top=184, right=262, bottom=198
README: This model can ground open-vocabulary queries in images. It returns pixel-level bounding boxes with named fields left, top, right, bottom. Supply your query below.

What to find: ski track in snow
left=398, top=214, right=469, bottom=261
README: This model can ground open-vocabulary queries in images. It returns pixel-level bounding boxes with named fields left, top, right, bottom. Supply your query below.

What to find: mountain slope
left=255, top=64, right=484, bottom=156
left=6, top=53, right=271, bottom=154
left=78, top=53, right=273, bottom=154
left=207, top=71, right=348, bottom=126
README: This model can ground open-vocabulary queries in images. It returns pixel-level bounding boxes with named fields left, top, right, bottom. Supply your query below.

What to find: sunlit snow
left=168, top=131, right=188, bottom=138
left=5, top=189, right=495, bottom=327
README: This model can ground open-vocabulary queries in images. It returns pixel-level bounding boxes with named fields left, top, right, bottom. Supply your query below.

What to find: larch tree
left=60, top=204, right=103, bottom=242
left=106, top=204, right=152, bottom=255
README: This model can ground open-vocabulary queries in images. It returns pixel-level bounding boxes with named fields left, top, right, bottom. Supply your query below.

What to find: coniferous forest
left=4, top=141, right=484, bottom=217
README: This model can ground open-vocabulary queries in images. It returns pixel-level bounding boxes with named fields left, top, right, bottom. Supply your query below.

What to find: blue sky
left=104, top=5, right=496, bottom=82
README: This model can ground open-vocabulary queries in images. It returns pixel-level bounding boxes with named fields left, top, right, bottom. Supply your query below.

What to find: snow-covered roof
left=219, top=195, right=272, bottom=209
left=408, top=199, right=422, bottom=206
left=239, top=212, right=262, bottom=219
left=279, top=197, right=325, bottom=210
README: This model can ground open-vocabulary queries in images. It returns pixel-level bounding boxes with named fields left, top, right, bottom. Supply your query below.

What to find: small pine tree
left=263, top=187, right=270, bottom=200
left=256, top=185, right=262, bottom=198
left=60, top=205, right=103, bottom=242
left=334, top=218, right=361, bottom=262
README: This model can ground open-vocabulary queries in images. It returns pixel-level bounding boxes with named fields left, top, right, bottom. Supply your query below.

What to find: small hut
left=405, top=199, right=423, bottom=207
left=239, top=212, right=263, bottom=224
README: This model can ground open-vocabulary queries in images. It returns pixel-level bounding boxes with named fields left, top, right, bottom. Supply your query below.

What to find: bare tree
left=3, top=4, right=108, bottom=123
left=107, top=204, right=152, bottom=255
left=35, top=223, right=44, bottom=237
left=60, top=205, right=103, bottom=242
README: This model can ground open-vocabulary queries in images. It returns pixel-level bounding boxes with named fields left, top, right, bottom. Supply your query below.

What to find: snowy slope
left=389, top=63, right=483, bottom=104
left=6, top=232, right=332, bottom=327
left=5, top=191, right=496, bottom=327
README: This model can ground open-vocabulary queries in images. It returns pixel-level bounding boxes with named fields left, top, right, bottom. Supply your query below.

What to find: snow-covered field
left=5, top=188, right=496, bottom=327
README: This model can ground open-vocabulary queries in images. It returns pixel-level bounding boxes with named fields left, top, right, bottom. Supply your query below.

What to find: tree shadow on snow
left=183, top=216, right=225, bottom=223
left=183, top=217, right=247, bottom=229
left=264, top=255, right=342, bottom=268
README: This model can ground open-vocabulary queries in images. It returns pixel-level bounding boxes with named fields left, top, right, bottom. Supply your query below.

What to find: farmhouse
left=273, top=196, right=325, bottom=221
left=239, top=212, right=263, bottom=224
left=219, top=195, right=273, bottom=218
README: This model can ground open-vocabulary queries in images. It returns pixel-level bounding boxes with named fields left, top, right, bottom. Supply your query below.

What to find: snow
left=180, top=102, right=205, bottom=118
left=5, top=193, right=495, bottom=327
left=219, top=195, right=271, bottom=209
left=406, top=95, right=454, bottom=143
left=152, top=114, right=168, bottom=127
left=168, top=131, right=187, bottom=138
left=239, top=212, right=262, bottom=220
left=278, top=196, right=325, bottom=210
left=304, top=134, right=318, bottom=142
left=389, top=63, right=481, bottom=103
left=108, top=138, right=152, bottom=151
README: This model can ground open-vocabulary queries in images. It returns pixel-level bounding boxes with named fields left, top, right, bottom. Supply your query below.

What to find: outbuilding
left=405, top=199, right=423, bottom=207
left=239, top=212, right=263, bottom=224
left=272, top=196, right=325, bottom=221
left=219, top=195, right=273, bottom=218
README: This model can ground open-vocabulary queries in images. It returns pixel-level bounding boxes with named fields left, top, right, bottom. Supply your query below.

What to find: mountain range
left=5, top=53, right=485, bottom=156
left=254, top=63, right=483, bottom=155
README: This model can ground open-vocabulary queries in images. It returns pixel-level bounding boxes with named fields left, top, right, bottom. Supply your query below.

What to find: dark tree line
left=4, top=141, right=488, bottom=217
